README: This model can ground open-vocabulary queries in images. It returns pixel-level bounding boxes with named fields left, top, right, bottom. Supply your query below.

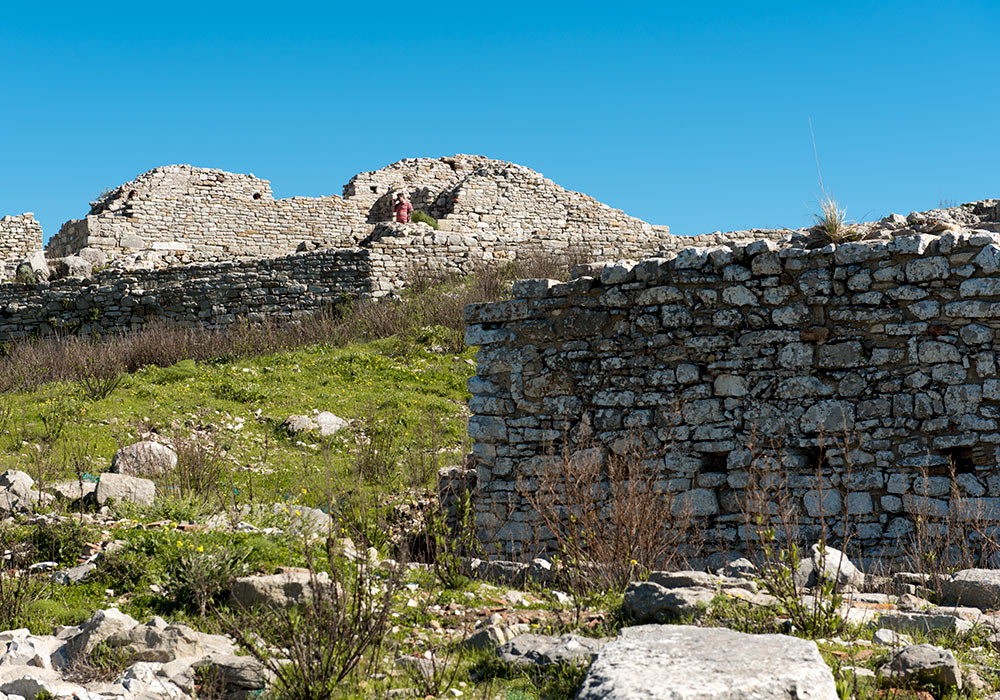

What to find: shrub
left=0, top=530, right=50, bottom=630
left=522, top=432, right=701, bottom=597
left=411, top=209, right=438, bottom=229
left=739, top=431, right=856, bottom=639
left=166, top=544, right=252, bottom=616
left=221, top=541, right=401, bottom=700
left=29, top=519, right=99, bottom=566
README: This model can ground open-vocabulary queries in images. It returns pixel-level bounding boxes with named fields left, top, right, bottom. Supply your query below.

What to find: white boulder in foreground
left=576, top=624, right=838, bottom=700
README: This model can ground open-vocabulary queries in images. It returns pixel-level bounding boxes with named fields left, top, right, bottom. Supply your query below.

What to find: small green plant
left=411, top=209, right=438, bottom=229
left=14, top=266, right=38, bottom=285
left=29, top=519, right=99, bottom=566
left=166, top=544, right=252, bottom=616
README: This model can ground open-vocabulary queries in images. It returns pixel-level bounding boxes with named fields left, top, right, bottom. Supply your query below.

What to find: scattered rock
left=498, top=634, right=604, bottom=667
left=940, top=568, right=1000, bottom=610
left=313, top=411, right=348, bottom=436
left=0, top=471, right=34, bottom=516
left=230, top=570, right=328, bottom=608
left=879, top=644, right=962, bottom=690
left=64, top=608, right=140, bottom=660
left=795, top=543, right=864, bottom=591
left=52, top=562, right=97, bottom=585
left=650, top=570, right=757, bottom=593
left=14, top=251, right=50, bottom=283
left=111, top=441, right=178, bottom=477
left=50, top=255, right=93, bottom=279
left=873, top=628, right=913, bottom=646
left=282, top=412, right=347, bottom=437
left=623, top=582, right=715, bottom=622
left=49, top=480, right=97, bottom=503
left=464, top=614, right=529, bottom=651
left=876, top=611, right=974, bottom=635
left=193, top=654, right=272, bottom=691
left=576, top=624, right=838, bottom=700
left=95, top=472, right=156, bottom=506
left=717, top=557, right=757, bottom=578
left=105, top=618, right=235, bottom=662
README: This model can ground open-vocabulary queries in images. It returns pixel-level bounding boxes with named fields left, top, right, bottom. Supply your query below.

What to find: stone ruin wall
left=0, top=215, right=43, bottom=281
left=465, top=200, right=1000, bottom=567
left=45, top=166, right=366, bottom=263
left=41, top=155, right=680, bottom=272
left=0, top=248, right=373, bottom=342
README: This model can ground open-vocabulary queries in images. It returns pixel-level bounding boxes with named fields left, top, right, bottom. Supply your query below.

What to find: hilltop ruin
left=0, top=155, right=778, bottom=340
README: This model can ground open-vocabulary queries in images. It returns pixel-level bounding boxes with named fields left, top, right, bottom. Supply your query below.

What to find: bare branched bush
left=0, top=529, right=50, bottom=629
left=169, top=428, right=230, bottom=499
left=221, top=541, right=400, bottom=700
left=353, top=411, right=403, bottom=483
left=521, top=434, right=701, bottom=595
left=903, top=460, right=1000, bottom=594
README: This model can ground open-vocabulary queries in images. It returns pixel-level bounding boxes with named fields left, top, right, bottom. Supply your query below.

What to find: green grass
left=0, top=335, right=475, bottom=504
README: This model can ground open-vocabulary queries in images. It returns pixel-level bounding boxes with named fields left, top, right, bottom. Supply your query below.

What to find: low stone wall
left=0, top=214, right=43, bottom=281
left=0, top=248, right=372, bottom=342
left=465, top=228, right=1000, bottom=565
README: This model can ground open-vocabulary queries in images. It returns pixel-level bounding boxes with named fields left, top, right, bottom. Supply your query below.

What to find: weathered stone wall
left=0, top=214, right=43, bottom=281
left=43, top=156, right=684, bottom=270
left=0, top=248, right=372, bottom=342
left=45, top=166, right=366, bottom=263
left=466, top=202, right=1000, bottom=564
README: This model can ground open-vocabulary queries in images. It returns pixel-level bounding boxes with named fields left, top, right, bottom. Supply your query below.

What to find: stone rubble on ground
left=878, top=644, right=963, bottom=690
left=0, top=608, right=268, bottom=700
left=110, top=441, right=178, bottom=478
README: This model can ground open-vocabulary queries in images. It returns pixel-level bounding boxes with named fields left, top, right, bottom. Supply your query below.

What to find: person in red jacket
left=393, top=193, right=414, bottom=223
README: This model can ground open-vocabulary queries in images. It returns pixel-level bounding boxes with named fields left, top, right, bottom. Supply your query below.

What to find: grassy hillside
left=0, top=335, right=475, bottom=503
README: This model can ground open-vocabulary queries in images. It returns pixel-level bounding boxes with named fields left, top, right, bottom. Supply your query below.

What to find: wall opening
left=942, top=447, right=980, bottom=475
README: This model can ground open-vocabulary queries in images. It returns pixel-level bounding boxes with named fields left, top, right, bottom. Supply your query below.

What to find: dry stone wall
left=0, top=214, right=43, bottom=281
left=42, top=155, right=681, bottom=271
left=45, top=166, right=366, bottom=263
left=466, top=201, right=1000, bottom=565
left=0, top=248, right=371, bottom=342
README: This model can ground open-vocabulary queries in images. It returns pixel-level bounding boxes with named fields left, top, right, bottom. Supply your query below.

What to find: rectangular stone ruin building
left=465, top=200, right=1000, bottom=568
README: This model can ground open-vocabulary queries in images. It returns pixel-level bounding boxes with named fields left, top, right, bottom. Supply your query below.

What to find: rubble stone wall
left=0, top=248, right=372, bottom=342
left=42, top=156, right=683, bottom=269
left=0, top=214, right=43, bottom=281
left=45, top=166, right=366, bottom=263
left=466, top=222, right=1000, bottom=565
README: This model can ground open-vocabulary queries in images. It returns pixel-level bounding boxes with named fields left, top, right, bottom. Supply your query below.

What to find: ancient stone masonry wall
left=43, top=156, right=683, bottom=271
left=45, top=166, right=367, bottom=263
left=0, top=214, right=43, bottom=281
left=465, top=201, right=1000, bottom=565
left=0, top=248, right=372, bottom=342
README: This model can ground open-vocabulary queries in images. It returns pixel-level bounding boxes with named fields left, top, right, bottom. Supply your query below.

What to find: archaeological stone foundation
left=465, top=200, right=1000, bottom=566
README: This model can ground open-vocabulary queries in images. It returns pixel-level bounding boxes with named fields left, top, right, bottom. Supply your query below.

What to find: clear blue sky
left=2, top=1, right=997, bottom=241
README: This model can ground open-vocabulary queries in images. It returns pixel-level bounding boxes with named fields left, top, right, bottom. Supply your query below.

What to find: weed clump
left=411, top=209, right=439, bottom=229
